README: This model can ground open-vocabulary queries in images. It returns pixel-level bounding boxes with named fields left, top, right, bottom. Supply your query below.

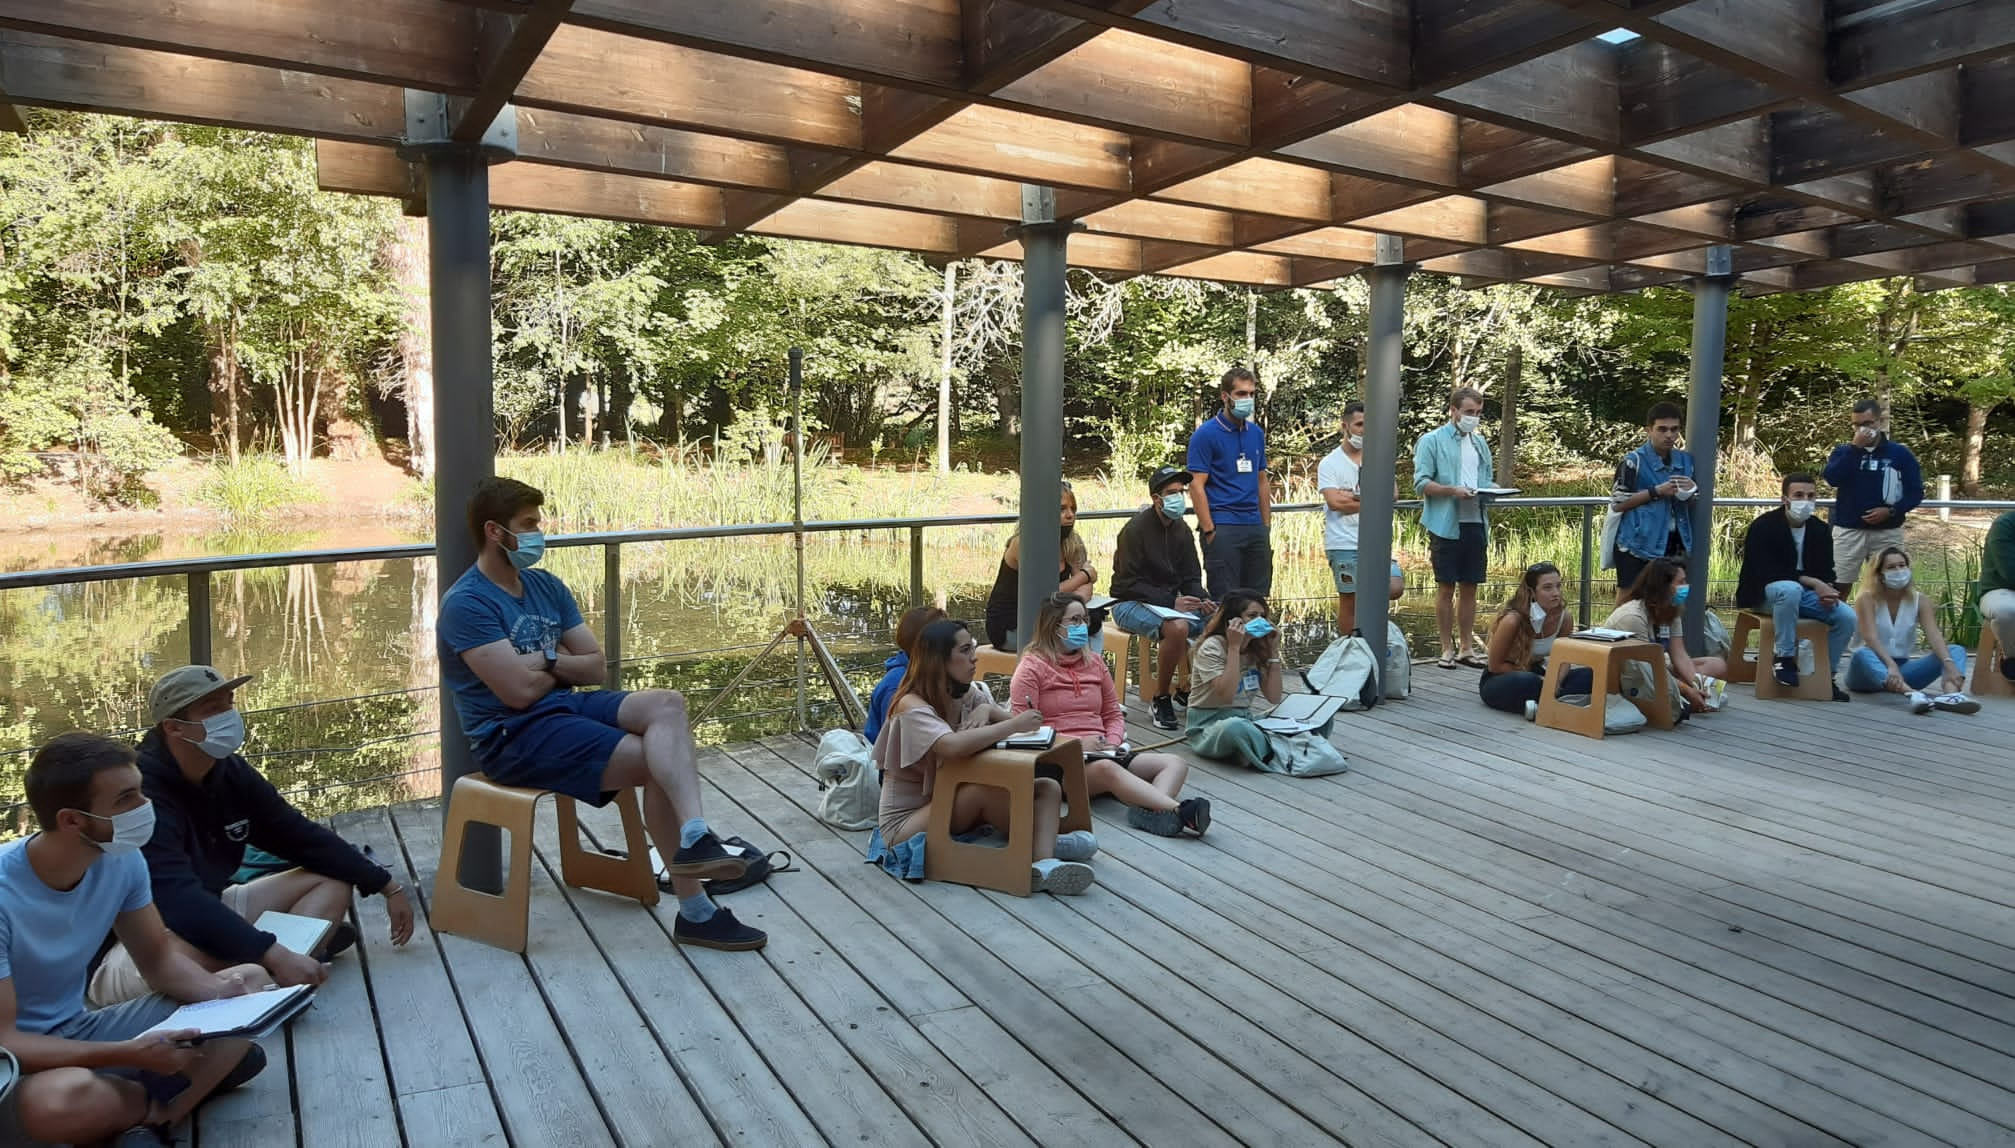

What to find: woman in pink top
left=875, top=618, right=1098, bottom=895
left=1010, top=594, right=1209, bottom=838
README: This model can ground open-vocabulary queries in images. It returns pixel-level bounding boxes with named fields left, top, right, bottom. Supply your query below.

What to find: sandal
left=1436, top=654, right=1458, bottom=670
left=1456, top=652, right=1488, bottom=669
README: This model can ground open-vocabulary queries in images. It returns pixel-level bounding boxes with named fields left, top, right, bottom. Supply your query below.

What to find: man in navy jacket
left=1823, top=397, right=1923, bottom=594
left=87, top=665, right=414, bottom=1007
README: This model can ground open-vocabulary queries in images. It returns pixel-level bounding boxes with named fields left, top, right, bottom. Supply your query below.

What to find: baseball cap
left=1147, top=465, right=1192, bottom=494
left=149, top=665, right=253, bottom=723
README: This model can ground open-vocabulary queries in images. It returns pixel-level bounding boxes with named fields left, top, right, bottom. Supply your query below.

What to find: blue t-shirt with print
left=1186, top=413, right=1267, bottom=524
left=0, top=841, right=152, bottom=1033
left=438, top=566, right=585, bottom=741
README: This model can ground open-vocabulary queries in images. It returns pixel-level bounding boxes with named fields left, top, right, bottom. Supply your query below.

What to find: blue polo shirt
left=1187, top=413, right=1266, bottom=525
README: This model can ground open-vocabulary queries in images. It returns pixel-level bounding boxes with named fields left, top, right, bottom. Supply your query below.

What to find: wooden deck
left=194, top=671, right=2015, bottom=1148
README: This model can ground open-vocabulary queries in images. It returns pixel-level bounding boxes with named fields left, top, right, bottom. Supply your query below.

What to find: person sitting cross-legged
left=1602, top=557, right=1725, bottom=717
left=87, top=664, right=418, bottom=1009
left=1110, top=464, right=1218, bottom=732
left=1009, top=593, right=1209, bottom=838
left=1479, top=562, right=1592, bottom=717
left=1844, top=546, right=1978, bottom=713
left=438, top=476, right=765, bottom=950
left=1735, top=472, right=1857, bottom=700
left=876, top=619, right=1097, bottom=895
left=865, top=606, right=948, bottom=746
left=1, top=733, right=270, bottom=1146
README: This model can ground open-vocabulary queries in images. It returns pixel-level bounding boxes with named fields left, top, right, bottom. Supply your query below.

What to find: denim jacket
left=1412, top=424, right=1494, bottom=541
left=1613, top=443, right=1695, bottom=559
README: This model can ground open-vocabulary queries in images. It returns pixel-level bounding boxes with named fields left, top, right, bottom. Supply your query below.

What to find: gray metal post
left=1683, top=246, right=1734, bottom=649
left=403, top=93, right=514, bottom=884
left=186, top=571, right=212, bottom=666
left=909, top=525, right=926, bottom=610
left=1013, top=186, right=1075, bottom=652
left=603, top=543, right=622, bottom=688
left=1578, top=505, right=1595, bottom=628
left=1356, top=235, right=1409, bottom=666
left=789, top=347, right=809, bottom=729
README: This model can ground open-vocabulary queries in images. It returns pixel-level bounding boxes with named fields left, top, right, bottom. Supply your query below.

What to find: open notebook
left=996, top=726, right=1056, bottom=750
left=139, top=984, right=316, bottom=1043
left=1255, top=692, right=1347, bottom=735
left=255, top=910, right=333, bottom=956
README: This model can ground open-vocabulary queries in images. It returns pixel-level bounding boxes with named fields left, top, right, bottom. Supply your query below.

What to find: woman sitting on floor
left=864, top=605, right=947, bottom=745
left=1603, top=556, right=1722, bottom=716
left=875, top=618, right=1099, bottom=894
left=1184, top=590, right=1284, bottom=767
left=1480, top=562, right=1592, bottom=717
left=1010, top=592, right=1210, bottom=837
left=1845, top=546, right=1978, bottom=713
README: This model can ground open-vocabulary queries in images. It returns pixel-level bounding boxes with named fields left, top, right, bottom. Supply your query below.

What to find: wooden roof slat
left=567, top=0, right=965, bottom=88
left=455, top=0, right=574, bottom=141
left=992, top=28, right=1252, bottom=146
left=513, top=109, right=801, bottom=193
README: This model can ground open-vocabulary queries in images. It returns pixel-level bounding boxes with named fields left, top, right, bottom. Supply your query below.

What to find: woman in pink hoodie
left=1009, top=593, right=1209, bottom=837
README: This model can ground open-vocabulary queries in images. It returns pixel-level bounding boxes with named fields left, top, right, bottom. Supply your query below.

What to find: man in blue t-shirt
left=436, top=476, right=766, bottom=951
left=1187, top=366, right=1273, bottom=600
left=1, top=733, right=267, bottom=1144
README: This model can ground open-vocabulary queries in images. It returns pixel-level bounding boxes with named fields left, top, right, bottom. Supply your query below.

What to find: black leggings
left=1479, top=667, right=1592, bottom=713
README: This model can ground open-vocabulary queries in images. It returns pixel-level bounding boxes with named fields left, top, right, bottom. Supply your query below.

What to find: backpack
left=1382, top=621, right=1412, bottom=700
left=1306, top=634, right=1381, bottom=710
left=814, top=729, right=880, bottom=831
left=661, top=835, right=795, bottom=897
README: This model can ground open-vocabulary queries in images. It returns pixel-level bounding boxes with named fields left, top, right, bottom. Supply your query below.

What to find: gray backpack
left=814, top=730, right=879, bottom=831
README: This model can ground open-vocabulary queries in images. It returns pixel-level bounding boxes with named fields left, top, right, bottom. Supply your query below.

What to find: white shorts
left=1832, top=525, right=1905, bottom=586
left=86, top=878, right=270, bottom=1008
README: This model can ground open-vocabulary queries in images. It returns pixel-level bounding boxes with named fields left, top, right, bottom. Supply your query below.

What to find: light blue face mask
left=507, top=529, right=546, bottom=570
left=1672, top=583, right=1691, bottom=606
left=1242, top=617, right=1275, bottom=640
left=1230, top=396, right=1255, bottom=420
left=1160, top=492, right=1186, bottom=518
left=1062, top=623, right=1090, bottom=651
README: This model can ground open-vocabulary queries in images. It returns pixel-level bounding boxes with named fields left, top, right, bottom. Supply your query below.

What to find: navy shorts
left=477, top=689, right=632, bottom=805
left=1429, top=523, right=1488, bottom=585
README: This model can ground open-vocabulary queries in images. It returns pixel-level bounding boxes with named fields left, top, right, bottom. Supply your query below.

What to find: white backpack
left=1383, top=621, right=1412, bottom=700
left=813, top=730, right=879, bottom=831
left=1308, top=635, right=1381, bottom=710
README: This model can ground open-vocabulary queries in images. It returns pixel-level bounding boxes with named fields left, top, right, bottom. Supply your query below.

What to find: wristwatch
left=543, top=649, right=559, bottom=673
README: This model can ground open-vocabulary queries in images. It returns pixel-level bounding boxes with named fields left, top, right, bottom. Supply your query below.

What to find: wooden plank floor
left=196, top=670, right=2015, bottom=1147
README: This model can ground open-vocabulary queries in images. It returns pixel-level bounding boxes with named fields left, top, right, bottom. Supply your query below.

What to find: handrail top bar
left=3, top=497, right=2010, bottom=590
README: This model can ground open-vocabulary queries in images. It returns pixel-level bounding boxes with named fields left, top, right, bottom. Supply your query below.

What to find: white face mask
left=1527, top=602, right=1551, bottom=630
left=76, top=801, right=156, bottom=856
left=1456, top=414, right=1480, bottom=435
left=1786, top=499, right=1817, bottom=525
left=1347, top=433, right=1364, bottom=451
left=179, top=709, right=247, bottom=758
left=1882, top=568, right=1913, bottom=590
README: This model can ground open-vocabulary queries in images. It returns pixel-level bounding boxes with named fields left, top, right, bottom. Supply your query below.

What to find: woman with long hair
left=1603, top=556, right=1724, bottom=714
left=1010, top=593, right=1209, bottom=837
left=1182, top=589, right=1286, bottom=769
left=874, top=619, right=1098, bottom=894
left=984, top=482, right=1098, bottom=651
left=1480, top=562, right=1591, bottom=714
left=1844, top=546, right=1977, bottom=712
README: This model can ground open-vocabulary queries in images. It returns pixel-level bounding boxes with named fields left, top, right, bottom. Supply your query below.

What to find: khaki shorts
left=86, top=879, right=268, bottom=1009
left=1833, top=525, right=1905, bottom=586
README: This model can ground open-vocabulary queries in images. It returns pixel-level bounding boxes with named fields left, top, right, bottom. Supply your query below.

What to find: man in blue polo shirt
left=1187, top=366, right=1272, bottom=600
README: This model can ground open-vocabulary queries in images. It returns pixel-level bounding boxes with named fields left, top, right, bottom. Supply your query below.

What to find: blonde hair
left=1022, top=592, right=1089, bottom=665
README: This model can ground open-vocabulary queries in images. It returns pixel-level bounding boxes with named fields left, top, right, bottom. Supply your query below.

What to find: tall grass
left=194, top=455, right=320, bottom=524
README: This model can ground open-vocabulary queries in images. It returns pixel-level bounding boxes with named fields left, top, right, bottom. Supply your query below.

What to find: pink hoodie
left=1008, top=651, right=1124, bottom=745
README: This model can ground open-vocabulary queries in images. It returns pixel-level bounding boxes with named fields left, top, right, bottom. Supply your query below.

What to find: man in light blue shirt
left=1413, top=387, right=1496, bottom=668
left=0, top=733, right=267, bottom=1144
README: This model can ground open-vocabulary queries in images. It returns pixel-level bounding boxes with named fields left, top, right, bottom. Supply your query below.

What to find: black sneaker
left=667, top=832, right=751, bottom=881
left=1172, top=688, right=1190, bottom=708
left=1178, top=797, right=1211, bottom=837
left=216, top=1043, right=268, bottom=1093
left=2001, top=656, right=2015, bottom=684
left=1151, top=694, right=1178, bottom=730
left=1772, top=657, right=1800, bottom=687
left=1831, top=686, right=1852, bottom=703
left=1126, top=805, right=1183, bottom=837
left=315, top=922, right=358, bottom=961
left=673, top=906, right=767, bottom=951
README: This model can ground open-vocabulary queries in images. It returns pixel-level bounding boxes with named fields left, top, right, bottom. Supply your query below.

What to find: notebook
left=1256, top=692, right=1346, bottom=734
left=139, top=984, right=316, bottom=1043
left=1137, top=603, right=1200, bottom=622
left=1084, top=594, right=1117, bottom=610
left=996, top=727, right=1056, bottom=750
left=255, top=910, right=334, bottom=957
left=1569, top=627, right=1636, bottom=642
left=1476, top=486, right=1523, bottom=497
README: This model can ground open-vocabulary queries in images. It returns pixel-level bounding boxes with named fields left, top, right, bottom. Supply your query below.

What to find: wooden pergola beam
left=1830, top=0, right=2015, bottom=88
left=567, top=0, right=965, bottom=87
left=454, top=0, right=573, bottom=141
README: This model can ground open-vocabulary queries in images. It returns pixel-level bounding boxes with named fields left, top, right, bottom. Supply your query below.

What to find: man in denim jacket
left=1611, top=402, right=1696, bottom=599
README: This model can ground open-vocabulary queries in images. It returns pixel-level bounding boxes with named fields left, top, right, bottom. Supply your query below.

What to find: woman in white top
left=1844, top=546, right=1977, bottom=713
left=1479, top=562, right=1590, bottom=714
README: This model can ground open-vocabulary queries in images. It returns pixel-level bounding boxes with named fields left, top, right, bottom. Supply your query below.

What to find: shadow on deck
left=198, top=675, right=2015, bottom=1147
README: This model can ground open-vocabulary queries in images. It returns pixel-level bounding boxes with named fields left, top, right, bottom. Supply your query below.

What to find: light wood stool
left=925, top=738, right=1092, bottom=897
left=1748, top=616, right=1835, bottom=700
left=974, top=644, right=1020, bottom=683
left=1726, top=610, right=1767, bottom=683
left=1104, top=621, right=1190, bottom=702
left=1974, top=624, right=2013, bottom=698
left=1535, top=637, right=1676, bottom=739
left=430, top=773, right=660, bottom=953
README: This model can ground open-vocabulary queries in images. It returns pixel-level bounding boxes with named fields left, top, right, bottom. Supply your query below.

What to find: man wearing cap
left=1110, top=465, right=1216, bottom=731
left=85, top=665, right=414, bottom=1008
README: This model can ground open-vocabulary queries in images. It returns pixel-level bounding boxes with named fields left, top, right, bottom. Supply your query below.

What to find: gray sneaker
left=1030, top=860, right=1094, bottom=896
left=1933, top=693, right=1981, bottom=715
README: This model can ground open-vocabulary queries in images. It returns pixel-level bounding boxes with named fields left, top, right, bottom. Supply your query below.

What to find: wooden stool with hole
left=924, top=737, right=1092, bottom=896
left=1104, top=621, right=1190, bottom=703
left=1535, top=637, right=1676, bottom=739
left=430, top=773, right=659, bottom=953
left=1744, top=616, right=1835, bottom=700
left=1975, top=623, right=2013, bottom=698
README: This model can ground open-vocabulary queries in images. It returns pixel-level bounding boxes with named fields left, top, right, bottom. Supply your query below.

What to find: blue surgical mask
left=1242, top=617, right=1275, bottom=640
left=1673, top=584, right=1691, bottom=606
left=1063, top=623, right=1090, bottom=651
left=1230, top=396, right=1255, bottom=420
left=1160, top=493, right=1186, bottom=518
left=507, top=529, right=546, bottom=570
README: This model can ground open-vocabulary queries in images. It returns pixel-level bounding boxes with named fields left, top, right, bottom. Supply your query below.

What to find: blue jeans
left=1844, top=644, right=1968, bottom=693
left=1110, top=600, right=1201, bottom=640
left=1762, top=581, right=1857, bottom=673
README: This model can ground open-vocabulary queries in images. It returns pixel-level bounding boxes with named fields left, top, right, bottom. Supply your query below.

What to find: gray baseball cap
left=149, top=665, right=253, bottom=723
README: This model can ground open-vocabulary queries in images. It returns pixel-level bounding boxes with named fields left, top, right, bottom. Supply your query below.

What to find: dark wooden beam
left=1277, top=104, right=1460, bottom=189
left=454, top=0, right=573, bottom=141
left=748, top=198, right=968, bottom=253
left=1831, top=0, right=2015, bottom=88
left=1617, top=39, right=1786, bottom=145
left=1015, top=0, right=1410, bottom=91
left=1435, top=41, right=1618, bottom=148
left=513, top=108, right=802, bottom=191
left=1412, top=0, right=1599, bottom=88
left=991, top=27, right=1251, bottom=145
left=568, top=0, right=965, bottom=87
left=895, top=105, right=1134, bottom=192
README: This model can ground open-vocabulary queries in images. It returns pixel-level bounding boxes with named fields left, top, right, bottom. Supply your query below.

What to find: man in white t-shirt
left=1317, top=401, right=1406, bottom=635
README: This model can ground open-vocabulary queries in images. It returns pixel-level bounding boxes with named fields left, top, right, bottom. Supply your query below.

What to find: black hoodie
left=137, top=727, right=391, bottom=964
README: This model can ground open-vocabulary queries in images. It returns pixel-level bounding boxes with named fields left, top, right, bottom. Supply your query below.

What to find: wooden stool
left=430, top=773, right=659, bottom=953
left=1104, top=621, right=1191, bottom=702
left=974, top=644, right=1019, bottom=683
left=1726, top=611, right=1765, bottom=684
left=1535, top=637, right=1676, bottom=739
left=1748, top=616, right=1834, bottom=700
left=925, top=738, right=1092, bottom=897
left=1974, top=624, right=2013, bottom=698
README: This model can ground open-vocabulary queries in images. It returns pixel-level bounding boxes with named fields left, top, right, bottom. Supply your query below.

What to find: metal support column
left=1683, top=246, right=1734, bottom=649
left=1012, top=187, right=1077, bottom=650
left=1356, top=235, right=1410, bottom=667
left=402, top=93, right=515, bottom=885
